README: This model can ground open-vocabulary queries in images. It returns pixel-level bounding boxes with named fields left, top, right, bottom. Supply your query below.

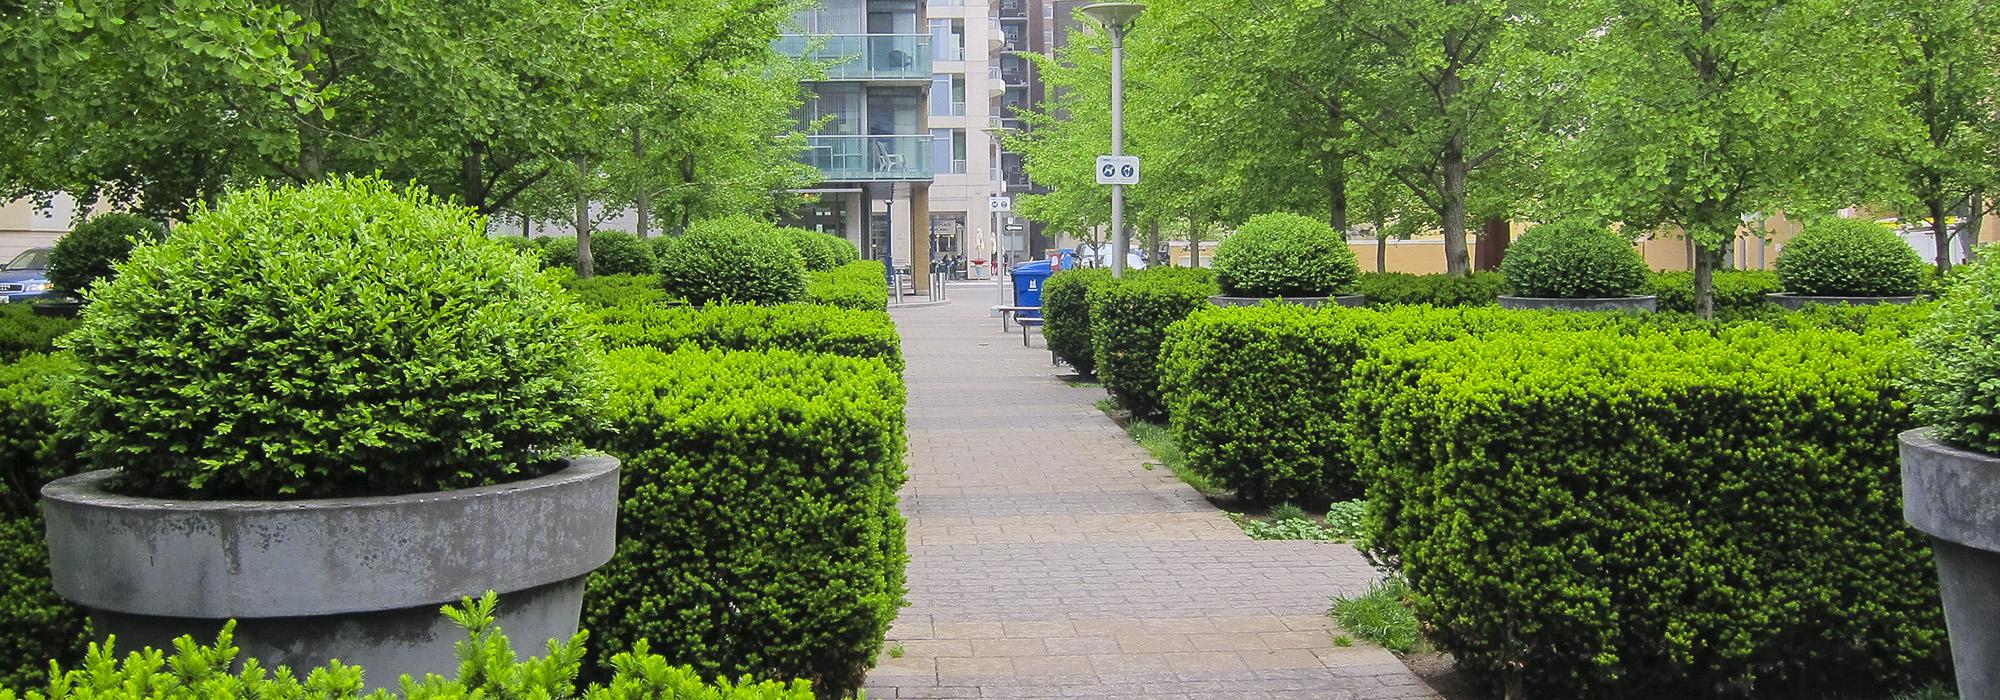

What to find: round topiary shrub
left=1906, top=249, right=2000, bottom=454
left=1499, top=220, right=1649, bottom=298
left=46, top=213, right=166, bottom=298
left=1776, top=218, right=1931, bottom=297
left=58, top=178, right=606, bottom=499
left=1212, top=213, right=1359, bottom=297
left=826, top=233, right=861, bottom=266
left=658, top=216, right=806, bottom=305
left=775, top=227, right=844, bottom=272
left=583, top=231, right=657, bottom=276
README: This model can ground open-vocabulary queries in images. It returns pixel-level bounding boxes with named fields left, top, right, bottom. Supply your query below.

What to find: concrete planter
left=41, top=456, right=620, bottom=688
left=1498, top=295, right=1658, bottom=312
left=1768, top=292, right=1919, bottom=310
left=29, top=301, right=82, bottom=318
left=1901, top=430, right=2000, bottom=699
left=1208, top=294, right=1367, bottom=308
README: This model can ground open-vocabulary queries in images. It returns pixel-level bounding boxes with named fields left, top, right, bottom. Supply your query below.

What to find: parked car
left=0, top=248, right=58, bottom=303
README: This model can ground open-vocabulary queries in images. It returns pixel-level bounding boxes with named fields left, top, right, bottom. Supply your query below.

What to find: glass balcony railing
left=801, top=134, right=935, bottom=181
left=775, top=34, right=933, bottom=81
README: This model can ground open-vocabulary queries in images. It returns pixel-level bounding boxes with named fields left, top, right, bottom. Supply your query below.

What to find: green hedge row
left=1087, top=267, right=1217, bottom=420
left=586, top=345, right=906, bottom=697
left=561, top=273, right=676, bottom=309
left=592, top=303, right=902, bottom=371
left=0, top=354, right=86, bottom=688
left=1, top=593, right=816, bottom=699
left=1355, top=271, right=1506, bottom=308
left=1041, top=269, right=1113, bottom=375
left=806, top=260, right=890, bottom=312
left=0, top=308, right=77, bottom=363
left=1353, top=325, right=1945, bottom=696
left=1644, top=270, right=1781, bottom=318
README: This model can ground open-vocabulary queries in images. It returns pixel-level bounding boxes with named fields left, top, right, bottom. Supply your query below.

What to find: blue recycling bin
left=1011, top=260, right=1055, bottom=318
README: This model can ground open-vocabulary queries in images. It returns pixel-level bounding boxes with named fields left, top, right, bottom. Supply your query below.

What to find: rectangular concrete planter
left=40, top=455, right=620, bottom=688
left=1901, top=429, right=2000, bottom=700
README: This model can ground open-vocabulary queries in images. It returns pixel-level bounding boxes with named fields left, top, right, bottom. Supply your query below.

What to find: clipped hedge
left=1906, top=250, right=2000, bottom=453
left=0, top=306, right=75, bottom=365
left=1645, top=270, right=1781, bottom=318
left=0, top=354, right=86, bottom=690
left=659, top=218, right=806, bottom=305
left=587, top=346, right=906, bottom=696
left=775, top=228, right=850, bottom=272
left=1776, top=218, right=1931, bottom=297
left=0, top=593, right=817, bottom=699
left=1212, top=212, right=1361, bottom=298
left=1499, top=221, right=1649, bottom=298
left=1354, top=325, right=1947, bottom=697
left=0, top=354, right=79, bottom=518
left=592, top=303, right=902, bottom=371
left=563, top=273, right=675, bottom=309
left=806, top=260, right=890, bottom=312
left=59, top=179, right=606, bottom=499
left=1041, top=268, right=1113, bottom=375
left=1088, top=267, right=1217, bottom=420
left=46, top=213, right=166, bottom=298
left=1356, top=271, right=1506, bottom=307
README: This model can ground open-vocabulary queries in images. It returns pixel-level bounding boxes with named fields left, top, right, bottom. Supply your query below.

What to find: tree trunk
left=1145, top=219, right=1163, bottom=266
left=1931, top=198, right=1953, bottom=273
left=1437, top=19, right=1471, bottom=277
left=1693, top=236, right=1724, bottom=320
left=461, top=148, right=486, bottom=215
left=633, top=129, right=651, bottom=238
left=520, top=213, right=529, bottom=237
left=1187, top=212, right=1201, bottom=268
left=574, top=156, right=594, bottom=279
left=1376, top=211, right=1388, bottom=273
left=1327, top=155, right=1349, bottom=235
left=1967, top=190, right=1986, bottom=262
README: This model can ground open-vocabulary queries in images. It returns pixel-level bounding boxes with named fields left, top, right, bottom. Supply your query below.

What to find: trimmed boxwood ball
left=1499, top=220, right=1649, bottom=298
left=1777, top=218, right=1931, bottom=297
left=533, top=232, right=656, bottom=277
left=57, top=178, right=606, bottom=499
left=775, top=227, right=848, bottom=272
left=46, top=213, right=166, bottom=298
left=1906, top=249, right=2000, bottom=453
left=1212, top=212, right=1360, bottom=297
left=659, top=216, right=806, bottom=305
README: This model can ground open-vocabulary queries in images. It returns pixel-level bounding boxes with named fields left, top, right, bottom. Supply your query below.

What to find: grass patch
left=1890, top=684, right=1956, bottom=700
left=1330, top=577, right=1424, bottom=654
left=1231, top=500, right=1371, bottom=541
left=1124, top=418, right=1218, bottom=495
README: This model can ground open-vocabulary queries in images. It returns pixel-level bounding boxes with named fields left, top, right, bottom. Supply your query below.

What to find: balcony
left=801, top=134, right=935, bottom=181
left=776, top=34, right=933, bottom=82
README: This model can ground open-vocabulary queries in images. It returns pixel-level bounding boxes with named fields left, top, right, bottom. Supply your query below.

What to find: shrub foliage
left=1498, top=221, right=1649, bottom=298
left=59, top=179, right=606, bottom=499
left=1906, top=249, right=2000, bottom=452
left=46, top=213, right=166, bottom=298
left=1645, top=270, right=1781, bottom=317
left=1212, top=212, right=1360, bottom=298
left=1088, top=267, right=1217, bottom=419
left=0, top=307, right=76, bottom=365
left=805, top=260, right=889, bottom=312
left=1776, top=217, right=1931, bottom=297
left=775, top=227, right=851, bottom=272
left=1353, top=325, right=1946, bottom=696
left=1041, top=268, right=1113, bottom=375
left=592, top=303, right=902, bottom=371
left=659, top=217, right=806, bottom=305
left=1356, top=271, right=1505, bottom=307
left=586, top=346, right=906, bottom=696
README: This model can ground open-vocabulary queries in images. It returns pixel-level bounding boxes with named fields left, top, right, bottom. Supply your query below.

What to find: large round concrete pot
left=1901, top=430, right=2000, bottom=699
left=1209, top=294, right=1367, bottom=308
left=1498, top=295, right=1657, bottom=312
left=41, top=455, right=619, bottom=688
left=1768, top=292, right=1918, bottom=310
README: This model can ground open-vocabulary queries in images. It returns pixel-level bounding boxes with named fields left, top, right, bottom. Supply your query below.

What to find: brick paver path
left=866, top=294, right=1439, bottom=699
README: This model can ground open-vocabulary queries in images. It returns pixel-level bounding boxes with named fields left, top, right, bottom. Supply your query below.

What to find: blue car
left=0, top=248, right=58, bottom=303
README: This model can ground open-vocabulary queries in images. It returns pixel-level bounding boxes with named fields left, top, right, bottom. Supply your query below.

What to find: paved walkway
left=867, top=291, right=1438, bottom=700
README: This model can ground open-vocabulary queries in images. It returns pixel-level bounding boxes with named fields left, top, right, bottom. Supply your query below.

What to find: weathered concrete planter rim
left=1900, top=429, right=2000, bottom=551
left=42, top=455, right=619, bottom=619
left=1767, top=292, right=1919, bottom=309
left=1208, top=294, right=1366, bottom=308
left=1498, top=295, right=1658, bottom=312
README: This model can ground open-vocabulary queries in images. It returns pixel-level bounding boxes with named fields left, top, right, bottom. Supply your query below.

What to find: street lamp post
left=983, top=124, right=1012, bottom=307
left=1080, top=2, right=1143, bottom=278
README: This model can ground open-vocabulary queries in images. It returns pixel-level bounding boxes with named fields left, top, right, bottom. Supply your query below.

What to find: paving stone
left=869, top=293, right=1438, bottom=699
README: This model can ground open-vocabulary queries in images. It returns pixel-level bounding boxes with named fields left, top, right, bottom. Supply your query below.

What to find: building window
left=930, top=128, right=968, bottom=174
left=952, top=130, right=968, bottom=174
left=930, top=213, right=967, bottom=256
left=928, top=18, right=965, bottom=61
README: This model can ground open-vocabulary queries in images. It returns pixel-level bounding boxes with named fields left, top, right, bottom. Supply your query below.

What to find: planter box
left=1208, top=294, right=1366, bottom=308
left=1767, top=293, right=1918, bottom=310
left=1901, top=430, right=2000, bottom=699
left=29, top=301, right=82, bottom=318
left=41, top=456, right=620, bottom=688
left=1498, top=295, right=1658, bottom=312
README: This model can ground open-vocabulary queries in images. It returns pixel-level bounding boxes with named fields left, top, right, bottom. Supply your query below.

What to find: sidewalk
left=867, top=294, right=1439, bottom=699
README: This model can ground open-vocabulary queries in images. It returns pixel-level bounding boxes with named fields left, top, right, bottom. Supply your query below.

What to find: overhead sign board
left=1096, top=155, right=1140, bottom=185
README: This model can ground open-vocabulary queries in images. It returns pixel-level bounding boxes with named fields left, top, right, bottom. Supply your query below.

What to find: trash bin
left=1011, top=260, right=1055, bottom=318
